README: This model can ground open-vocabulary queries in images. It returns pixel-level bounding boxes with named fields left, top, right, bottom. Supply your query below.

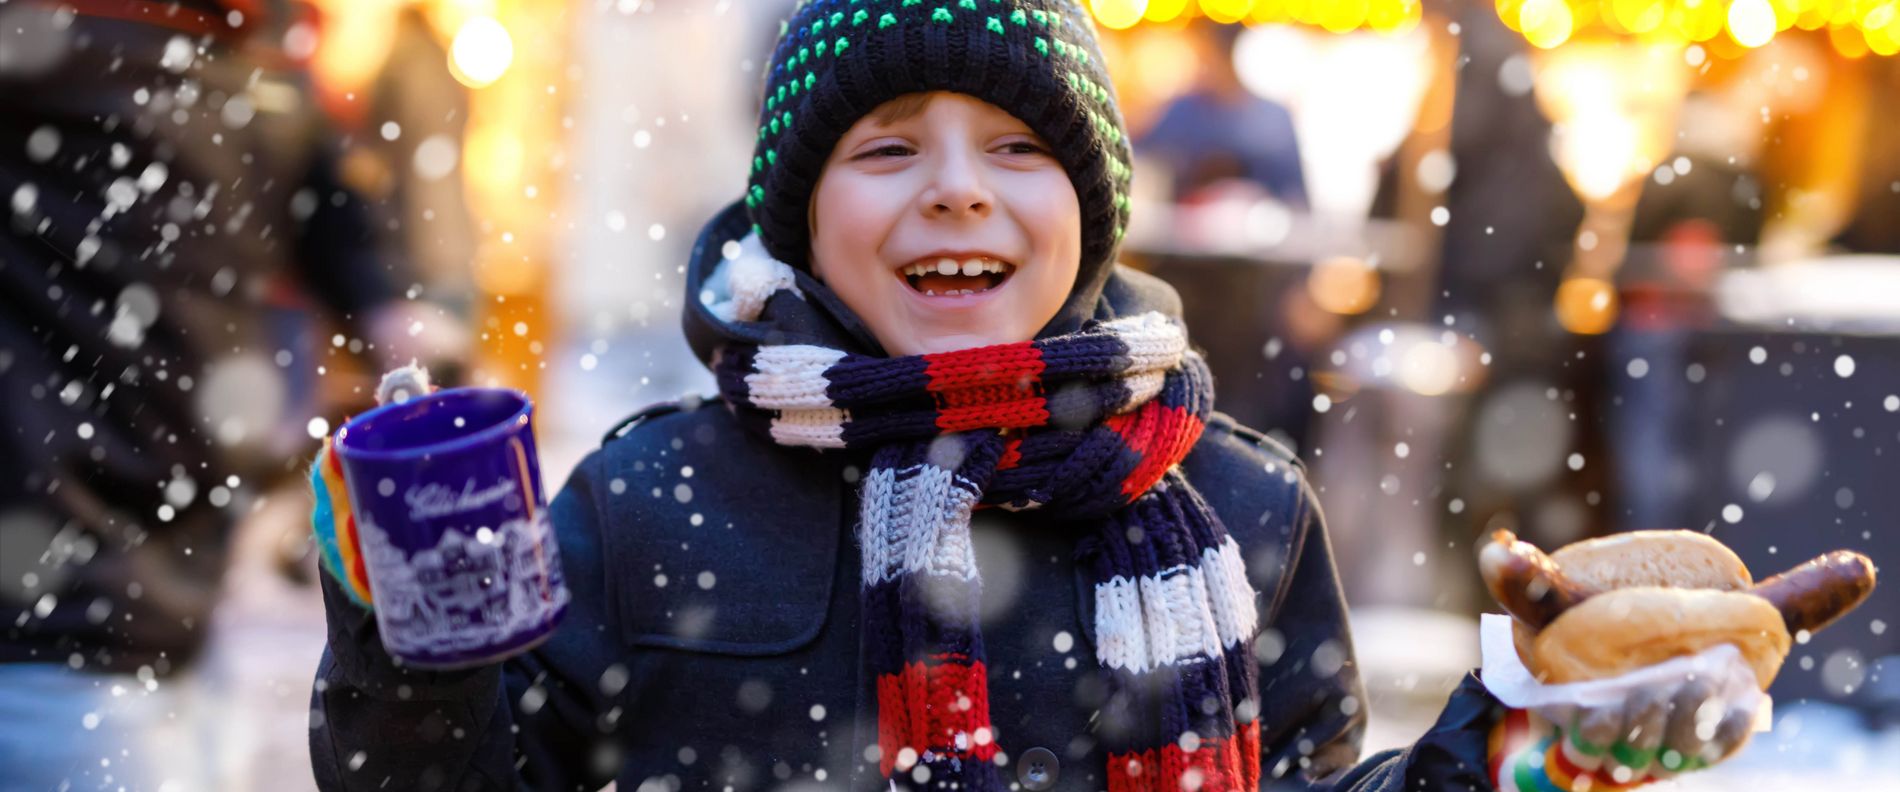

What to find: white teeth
left=901, top=257, right=1014, bottom=282
left=925, top=289, right=937, bottom=296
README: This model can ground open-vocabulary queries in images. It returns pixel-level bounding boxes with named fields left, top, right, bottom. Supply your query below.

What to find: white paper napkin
left=1478, top=613, right=1773, bottom=733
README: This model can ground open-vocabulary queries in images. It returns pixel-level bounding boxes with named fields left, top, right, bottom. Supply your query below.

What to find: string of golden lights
left=1087, top=0, right=1900, bottom=54
left=1089, top=0, right=1424, bottom=33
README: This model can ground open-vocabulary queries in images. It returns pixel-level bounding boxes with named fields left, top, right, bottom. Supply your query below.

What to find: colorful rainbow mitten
left=1488, top=708, right=1705, bottom=792
left=310, top=437, right=374, bottom=608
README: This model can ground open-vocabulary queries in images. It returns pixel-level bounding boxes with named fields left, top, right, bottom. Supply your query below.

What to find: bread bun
left=1531, top=587, right=1790, bottom=687
left=1550, top=530, right=1751, bottom=591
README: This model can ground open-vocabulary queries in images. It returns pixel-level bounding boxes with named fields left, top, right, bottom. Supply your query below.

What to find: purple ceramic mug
left=332, top=388, right=569, bottom=669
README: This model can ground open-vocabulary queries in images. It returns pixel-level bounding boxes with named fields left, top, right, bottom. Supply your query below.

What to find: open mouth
left=898, top=256, right=1017, bottom=297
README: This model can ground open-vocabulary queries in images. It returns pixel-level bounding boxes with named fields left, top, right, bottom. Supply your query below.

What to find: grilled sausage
left=1750, top=550, right=1877, bottom=635
left=1479, top=530, right=1600, bottom=629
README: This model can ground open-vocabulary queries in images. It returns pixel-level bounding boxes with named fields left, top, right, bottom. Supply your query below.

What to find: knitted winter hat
left=743, top=0, right=1133, bottom=277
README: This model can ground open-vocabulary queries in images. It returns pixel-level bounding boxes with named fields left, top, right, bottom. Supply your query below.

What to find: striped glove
left=1488, top=674, right=1758, bottom=791
left=308, top=365, right=437, bottom=610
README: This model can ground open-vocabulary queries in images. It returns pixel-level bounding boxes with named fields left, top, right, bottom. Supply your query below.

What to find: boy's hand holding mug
left=309, top=366, right=570, bottom=669
left=1477, top=530, right=1877, bottom=790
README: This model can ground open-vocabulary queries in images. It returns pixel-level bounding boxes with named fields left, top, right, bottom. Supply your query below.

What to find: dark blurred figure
left=1430, top=7, right=1589, bottom=606
left=0, top=0, right=457, bottom=786
left=1135, top=19, right=1308, bottom=209
left=337, top=4, right=479, bottom=317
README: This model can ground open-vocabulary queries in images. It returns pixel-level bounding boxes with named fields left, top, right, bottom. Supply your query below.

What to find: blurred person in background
left=1129, top=18, right=1316, bottom=451
left=0, top=0, right=465, bottom=787
left=1134, top=18, right=1308, bottom=210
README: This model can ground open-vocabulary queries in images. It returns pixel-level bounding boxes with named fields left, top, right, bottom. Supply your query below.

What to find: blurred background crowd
left=2, top=0, right=1897, bottom=789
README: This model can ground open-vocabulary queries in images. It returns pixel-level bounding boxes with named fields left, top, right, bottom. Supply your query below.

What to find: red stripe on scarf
left=925, top=344, right=1049, bottom=433
left=875, top=656, right=1000, bottom=777
left=921, top=342, right=1045, bottom=391
left=997, top=434, right=1024, bottom=471
left=1106, top=403, right=1206, bottom=499
left=1105, top=721, right=1261, bottom=792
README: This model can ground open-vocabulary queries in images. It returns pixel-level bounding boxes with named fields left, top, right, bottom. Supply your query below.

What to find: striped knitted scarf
left=712, top=306, right=1265, bottom=792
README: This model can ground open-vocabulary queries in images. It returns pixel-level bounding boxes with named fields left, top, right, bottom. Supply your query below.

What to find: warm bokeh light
left=1126, top=27, right=1202, bottom=101
left=1201, top=0, right=1257, bottom=23
left=1532, top=41, right=1690, bottom=204
left=1482, top=0, right=1899, bottom=54
left=1307, top=256, right=1383, bottom=315
left=1093, top=0, right=1428, bottom=32
left=1610, top=0, right=1667, bottom=31
left=1727, top=0, right=1780, bottom=45
left=1554, top=277, right=1620, bottom=335
left=1520, top=0, right=1579, bottom=47
left=449, top=16, right=515, bottom=88
left=1091, top=0, right=1151, bottom=29
left=308, top=0, right=400, bottom=103
left=1084, top=0, right=1893, bottom=52
left=1398, top=339, right=1464, bottom=396
left=1144, top=0, right=1193, bottom=22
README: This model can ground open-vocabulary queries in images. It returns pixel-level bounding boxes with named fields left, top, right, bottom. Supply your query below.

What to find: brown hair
left=867, top=92, right=932, bottom=125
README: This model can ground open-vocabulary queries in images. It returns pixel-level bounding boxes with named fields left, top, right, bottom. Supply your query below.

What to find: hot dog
left=1750, top=550, right=1877, bottom=635
left=1478, top=529, right=1878, bottom=687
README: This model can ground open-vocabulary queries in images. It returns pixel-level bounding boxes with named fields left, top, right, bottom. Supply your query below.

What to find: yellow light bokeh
left=1366, top=0, right=1423, bottom=31
left=1728, top=0, right=1781, bottom=44
left=1201, top=0, right=1257, bottom=23
left=1127, top=28, right=1202, bottom=100
left=1144, top=0, right=1193, bottom=22
left=1091, top=0, right=1151, bottom=29
left=449, top=16, right=515, bottom=88
left=1521, top=0, right=1579, bottom=47
left=1319, top=0, right=1371, bottom=32
left=1555, top=277, right=1619, bottom=335
left=1307, top=257, right=1383, bottom=316
left=1081, top=0, right=1898, bottom=54
left=1610, top=0, right=1668, bottom=31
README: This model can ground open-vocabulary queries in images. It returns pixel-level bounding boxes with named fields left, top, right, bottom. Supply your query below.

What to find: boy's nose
left=920, top=153, right=992, bottom=219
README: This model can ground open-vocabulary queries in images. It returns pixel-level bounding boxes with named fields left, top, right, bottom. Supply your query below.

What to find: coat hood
left=681, top=198, right=1183, bottom=369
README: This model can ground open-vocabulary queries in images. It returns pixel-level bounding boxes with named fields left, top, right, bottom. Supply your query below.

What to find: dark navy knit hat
left=743, top=0, right=1133, bottom=276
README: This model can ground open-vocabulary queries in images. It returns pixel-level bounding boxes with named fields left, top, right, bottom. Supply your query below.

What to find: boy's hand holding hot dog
left=1476, top=530, right=1877, bottom=790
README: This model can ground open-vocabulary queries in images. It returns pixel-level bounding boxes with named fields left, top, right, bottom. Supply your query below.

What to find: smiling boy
left=309, top=3, right=1760, bottom=791
left=806, top=91, right=1083, bottom=355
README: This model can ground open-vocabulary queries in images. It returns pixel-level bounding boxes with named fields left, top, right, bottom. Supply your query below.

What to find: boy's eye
left=859, top=144, right=913, bottom=159
left=999, top=141, right=1048, bottom=156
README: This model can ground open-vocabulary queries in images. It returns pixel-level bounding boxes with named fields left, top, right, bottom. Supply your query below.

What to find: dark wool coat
left=308, top=204, right=1504, bottom=792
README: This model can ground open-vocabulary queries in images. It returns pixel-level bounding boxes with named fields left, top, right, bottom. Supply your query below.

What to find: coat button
left=1017, top=747, right=1059, bottom=791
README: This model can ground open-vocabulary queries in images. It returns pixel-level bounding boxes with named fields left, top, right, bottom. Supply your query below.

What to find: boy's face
left=809, top=92, right=1082, bottom=356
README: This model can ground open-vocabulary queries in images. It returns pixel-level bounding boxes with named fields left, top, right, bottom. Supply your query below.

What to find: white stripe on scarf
left=859, top=464, right=982, bottom=585
left=1092, top=537, right=1258, bottom=673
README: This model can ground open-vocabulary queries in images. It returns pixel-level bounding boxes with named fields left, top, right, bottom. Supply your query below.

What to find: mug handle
left=509, top=434, right=556, bottom=600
